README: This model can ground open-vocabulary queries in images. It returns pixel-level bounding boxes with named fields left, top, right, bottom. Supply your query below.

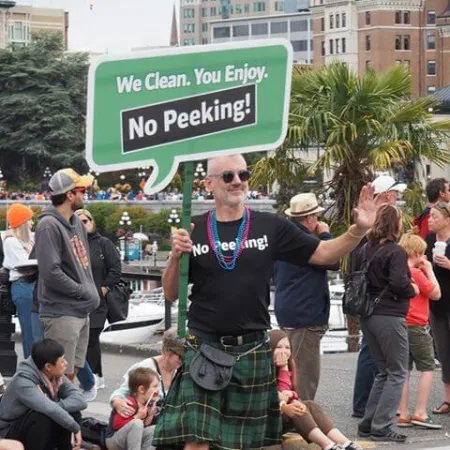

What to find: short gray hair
left=162, top=327, right=185, bottom=357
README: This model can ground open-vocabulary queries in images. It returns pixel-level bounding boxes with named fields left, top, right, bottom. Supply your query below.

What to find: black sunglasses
left=209, top=170, right=251, bottom=184
left=81, top=218, right=91, bottom=224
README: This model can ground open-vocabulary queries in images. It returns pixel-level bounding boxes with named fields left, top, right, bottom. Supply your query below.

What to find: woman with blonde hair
left=2, top=204, right=35, bottom=358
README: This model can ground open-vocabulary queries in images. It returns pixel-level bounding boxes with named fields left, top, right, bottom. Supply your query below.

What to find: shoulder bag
left=344, top=244, right=388, bottom=318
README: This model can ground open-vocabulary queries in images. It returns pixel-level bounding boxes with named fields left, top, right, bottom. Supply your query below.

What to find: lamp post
left=119, top=211, right=132, bottom=263
left=168, top=209, right=180, bottom=235
left=0, top=168, right=4, bottom=193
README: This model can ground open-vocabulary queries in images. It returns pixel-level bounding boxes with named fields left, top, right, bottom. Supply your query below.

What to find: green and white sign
left=86, top=39, right=293, bottom=194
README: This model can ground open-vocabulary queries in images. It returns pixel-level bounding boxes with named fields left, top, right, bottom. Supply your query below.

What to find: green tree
left=0, top=31, right=90, bottom=183
left=252, top=62, right=450, bottom=350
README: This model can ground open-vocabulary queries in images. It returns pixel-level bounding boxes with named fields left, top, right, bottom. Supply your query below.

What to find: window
left=342, top=37, right=346, bottom=53
left=427, top=85, right=436, bottom=93
left=233, top=24, right=249, bottom=37
left=202, top=38, right=208, bottom=44
left=342, top=12, right=346, bottom=27
left=244, top=4, right=250, bottom=13
left=403, top=60, right=410, bottom=66
left=336, top=38, right=340, bottom=53
left=329, top=14, right=334, bottom=29
left=321, top=41, right=325, bottom=56
left=271, top=21, right=288, bottom=34
left=320, top=17, right=325, bottom=31
left=253, top=1, right=266, bottom=12
left=395, top=35, right=410, bottom=50
left=183, top=23, right=195, bottom=33
left=183, top=8, right=195, bottom=18
left=427, top=33, right=436, bottom=50
left=291, top=40, right=308, bottom=52
left=291, top=20, right=308, bottom=32
left=251, top=23, right=268, bottom=35
left=275, top=1, right=284, bottom=11
left=365, top=11, right=371, bottom=25
left=12, top=21, right=24, bottom=41
left=395, top=60, right=402, bottom=65
left=202, top=23, right=208, bottom=32
left=366, top=60, right=372, bottom=70
left=427, top=10, right=436, bottom=25
left=235, top=4, right=242, bottom=14
left=403, top=35, right=410, bottom=50
left=210, top=6, right=217, bottom=15
left=213, top=26, right=230, bottom=38
left=202, top=7, right=208, bottom=17
left=395, top=10, right=402, bottom=24
left=404, top=11, right=410, bottom=24
left=336, top=13, right=340, bottom=28
left=427, top=60, right=436, bottom=75
left=365, top=35, right=371, bottom=51
left=329, top=39, right=334, bottom=54
left=183, top=39, right=196, bottom=45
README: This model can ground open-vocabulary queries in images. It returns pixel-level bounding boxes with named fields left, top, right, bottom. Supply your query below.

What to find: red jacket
left=414, top=207, right=431, bottom=239
left=112, top=396, right=139, bottom=431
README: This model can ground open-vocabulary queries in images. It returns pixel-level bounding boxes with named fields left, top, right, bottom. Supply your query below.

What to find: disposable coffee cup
left=433, top=241, right=447, bottom=259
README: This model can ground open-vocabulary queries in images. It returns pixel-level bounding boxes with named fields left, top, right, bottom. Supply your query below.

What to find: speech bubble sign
left=86, top=39, right=293, bottom=194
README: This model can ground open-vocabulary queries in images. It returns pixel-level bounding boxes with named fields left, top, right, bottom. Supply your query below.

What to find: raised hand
left=353, top=184, right=376, bottom=232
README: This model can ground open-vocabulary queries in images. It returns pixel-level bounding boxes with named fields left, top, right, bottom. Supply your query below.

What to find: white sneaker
left=81, top=385, right=98, bottom=402
left=96, top=375, right=105, bottom=389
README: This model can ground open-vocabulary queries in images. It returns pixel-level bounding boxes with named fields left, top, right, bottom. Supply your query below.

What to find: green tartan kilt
left=153, top=332, right=282, bottom=450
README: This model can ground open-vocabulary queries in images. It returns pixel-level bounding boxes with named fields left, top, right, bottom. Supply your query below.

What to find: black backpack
left=344, top=244, right=387, bottom=318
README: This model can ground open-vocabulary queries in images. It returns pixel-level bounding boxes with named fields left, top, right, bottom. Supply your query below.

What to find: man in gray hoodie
left=0, top=339, right=87, bottom=450
left=35, top=168, right=99, bottom=381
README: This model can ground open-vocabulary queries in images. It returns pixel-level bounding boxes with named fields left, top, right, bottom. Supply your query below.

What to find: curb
left=100, top=341, right=161, bottom=357
left=14, top=332, right=163, bottom=358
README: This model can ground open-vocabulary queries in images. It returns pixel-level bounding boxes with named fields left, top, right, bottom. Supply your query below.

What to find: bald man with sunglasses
left=154, top=154, right=377, bottom=450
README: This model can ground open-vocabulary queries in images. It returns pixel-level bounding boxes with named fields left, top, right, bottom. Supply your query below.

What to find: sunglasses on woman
left=436, top=202, right=450, bottom=217
left=81, top=218, right=92, bottom=224
left=208, top=169, right=251, bottom=184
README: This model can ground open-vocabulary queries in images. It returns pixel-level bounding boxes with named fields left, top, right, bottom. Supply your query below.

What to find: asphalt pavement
left=11, top=335, right=450, bottom=450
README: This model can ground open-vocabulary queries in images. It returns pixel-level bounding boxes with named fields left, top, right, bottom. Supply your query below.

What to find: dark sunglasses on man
left=208, top=169, right=251, bottom=184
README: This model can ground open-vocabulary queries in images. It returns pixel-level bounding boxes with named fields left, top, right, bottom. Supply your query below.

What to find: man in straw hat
left=34, top=169, right=99, bottom=383
left=273, top=193, right=339, bottom=401
left=154, top=154, right=376, bottom=450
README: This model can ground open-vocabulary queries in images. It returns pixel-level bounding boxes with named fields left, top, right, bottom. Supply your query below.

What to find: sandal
left=432, top=401, right=450, bottom=414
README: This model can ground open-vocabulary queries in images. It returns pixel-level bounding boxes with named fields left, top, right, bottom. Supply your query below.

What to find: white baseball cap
left=372, top=175, right=407, bottom=195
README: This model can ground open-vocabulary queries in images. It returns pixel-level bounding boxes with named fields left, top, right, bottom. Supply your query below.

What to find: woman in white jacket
left=3, top=203, right=35, bottom=358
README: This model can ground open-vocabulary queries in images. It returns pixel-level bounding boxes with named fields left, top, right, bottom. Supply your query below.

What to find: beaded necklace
left=207, top=207, right=251, bottom=270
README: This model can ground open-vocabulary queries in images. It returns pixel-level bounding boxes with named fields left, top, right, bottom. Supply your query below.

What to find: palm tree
left=252, top=62, right=450, bottom=350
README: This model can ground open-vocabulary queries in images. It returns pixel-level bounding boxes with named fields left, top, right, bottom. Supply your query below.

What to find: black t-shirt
left=426, top=233, right=450, bottom=316
left=187, top=210, right=320, bottom=334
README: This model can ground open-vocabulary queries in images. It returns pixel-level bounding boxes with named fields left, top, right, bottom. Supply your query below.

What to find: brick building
left=311, top=0, right=450, bottom=97
left=0, top=1, right=68, bottom=50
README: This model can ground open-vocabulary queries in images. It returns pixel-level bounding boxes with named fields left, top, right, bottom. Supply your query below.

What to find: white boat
left=101, top=288, right=176, bottom=345
left=270, top=282, right=349, bottom=354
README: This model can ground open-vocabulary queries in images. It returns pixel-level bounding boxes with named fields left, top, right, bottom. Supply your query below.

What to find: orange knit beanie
left=7, top=203, right=33, bottom=229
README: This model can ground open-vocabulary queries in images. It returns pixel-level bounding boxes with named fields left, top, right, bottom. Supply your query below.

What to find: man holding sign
left=154, top=154, right=376, bottom=450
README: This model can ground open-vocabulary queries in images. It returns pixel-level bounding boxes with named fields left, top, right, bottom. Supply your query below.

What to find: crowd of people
left=0, top=156, right=449, bottom=450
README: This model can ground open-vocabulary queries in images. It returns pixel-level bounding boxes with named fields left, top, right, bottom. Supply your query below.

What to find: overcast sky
left=16, top=0, right=179, bottom=53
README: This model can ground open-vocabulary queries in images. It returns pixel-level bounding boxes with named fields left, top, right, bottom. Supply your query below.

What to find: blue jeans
left=11, top=279, right=36, bottom=359
left=352, top=335, right=378, bottom=416
left=77, top=360, right=96, bottom=391
left=31, top=311, right=44, bottom=343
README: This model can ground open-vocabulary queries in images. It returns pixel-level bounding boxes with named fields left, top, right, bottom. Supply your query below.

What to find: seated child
left=270, top=330, right=362, bottom=450
left=397, top=233, right=441, bottom=429
left=106, top=367, right=159, bottom=450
